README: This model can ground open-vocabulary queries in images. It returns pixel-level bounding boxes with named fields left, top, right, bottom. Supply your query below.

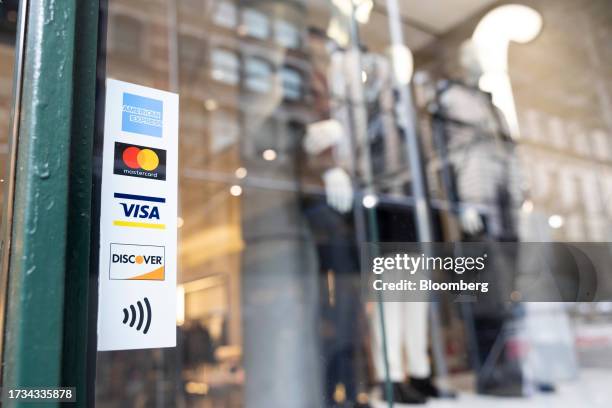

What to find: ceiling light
left=472, top=5, right=543, bottom=139
left=262, top=149, right=277, bottom=161
left=362, top=194, right=378, bottom=208
left=204, top=99, right=218, bottom=111
left=235, top=167, right=248, bottom=179
left=548, top=214, right=564, bottom=229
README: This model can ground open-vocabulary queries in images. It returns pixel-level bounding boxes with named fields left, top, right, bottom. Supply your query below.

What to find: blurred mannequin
left=360, top=54, right=443, bottom=405
left=439, top=41, right=522, bottom=239
left=305, top=44, right=447, bottom=404
left=300, top=28, right=370, bottom=408
left=303, top=119, right=353, bottom=214
left=430, top=40, right=526, bottom=396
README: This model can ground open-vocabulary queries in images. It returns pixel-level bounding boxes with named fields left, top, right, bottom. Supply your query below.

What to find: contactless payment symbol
left=114, top=142, right=166, bottom=180
left=122, top=93, right=163, bottom=137
left=122, top=297, right=152, bottom=334
left=110, top=243, right=165, bottom=281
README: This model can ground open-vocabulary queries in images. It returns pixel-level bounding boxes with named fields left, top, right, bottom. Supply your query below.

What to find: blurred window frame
left=240, top=8, right=269, bottom=40
left=107, top=12, right=146, bottom=61
left=274, top=19, right=301, bottom=49
left=210, top=47, right=240, bottom=85
left=212, top=0, right=238, bottom=29
left=244, top=56, right=272, bottom=93
left=280, top=66, right=303, bottom=100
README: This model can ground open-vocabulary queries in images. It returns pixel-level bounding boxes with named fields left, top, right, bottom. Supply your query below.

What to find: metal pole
left=345, top=5, right=394, bottom=408
left=1, top=1, right=99, bottom=406
left=385, top=0, right=432, bottom=242
left=385, top=0, right=451, bottom=393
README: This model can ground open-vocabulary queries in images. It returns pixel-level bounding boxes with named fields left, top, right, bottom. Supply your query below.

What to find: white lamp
left=472, top=5, right=543, bottom=139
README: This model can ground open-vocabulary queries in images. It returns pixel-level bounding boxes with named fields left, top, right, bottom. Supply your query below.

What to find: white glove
left=460, top=206, right=483, bottom=235
left=323, top=167, right=353, bottom=214
left=303, top=119, right=344, bottom=155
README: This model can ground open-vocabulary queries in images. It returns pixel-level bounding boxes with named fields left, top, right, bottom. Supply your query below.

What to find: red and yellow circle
left=122, top=146, right=159, bottom=171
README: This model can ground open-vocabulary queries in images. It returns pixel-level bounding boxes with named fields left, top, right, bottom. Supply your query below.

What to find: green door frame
left=0, top=0, right=100, bottom=406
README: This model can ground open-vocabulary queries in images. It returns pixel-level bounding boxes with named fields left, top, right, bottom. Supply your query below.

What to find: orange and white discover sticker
left=97, top=79, right=178, bottom=351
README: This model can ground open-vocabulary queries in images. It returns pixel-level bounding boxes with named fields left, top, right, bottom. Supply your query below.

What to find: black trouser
left=303, top=200, right=363, bottom=405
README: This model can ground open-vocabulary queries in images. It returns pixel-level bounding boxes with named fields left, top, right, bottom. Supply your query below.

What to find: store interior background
left=2, top=0, right=612, bottom=407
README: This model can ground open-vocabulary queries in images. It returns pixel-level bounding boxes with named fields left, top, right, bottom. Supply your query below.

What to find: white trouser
left=371, top=301, right=430, bottom=382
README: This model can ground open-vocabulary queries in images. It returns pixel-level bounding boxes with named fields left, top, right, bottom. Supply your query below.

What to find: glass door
left=93, top=1, right=400, bottom=406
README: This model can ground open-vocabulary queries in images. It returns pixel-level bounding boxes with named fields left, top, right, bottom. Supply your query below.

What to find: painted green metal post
left=1, top=0, right=99, bottom=406
left=61, top=0, right=100, bottom=404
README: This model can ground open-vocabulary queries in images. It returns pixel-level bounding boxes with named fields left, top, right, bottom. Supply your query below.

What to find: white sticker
left=97, top=79, right=178, bottom=351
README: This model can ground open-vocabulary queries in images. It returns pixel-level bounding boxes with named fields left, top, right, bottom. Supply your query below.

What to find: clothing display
left=369, top=205, right=447, bottom=394
left=433, top=79, right=522, bottom=240
left=361, top=54, right=444, bottom=401
left=301, top=31, right=373, bottom=407
left=303, top=200, right=366, bottom=406
left=432, top=79, right=526, bottom=396
left=371, top=301, right=430, bottom=381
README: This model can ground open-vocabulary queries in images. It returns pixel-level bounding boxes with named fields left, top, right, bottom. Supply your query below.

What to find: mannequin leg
left=371, top=301, right=405, bottom=382
left=403, top=301, right=431, bottom=379
left=370, top=301, right=427, bottom=404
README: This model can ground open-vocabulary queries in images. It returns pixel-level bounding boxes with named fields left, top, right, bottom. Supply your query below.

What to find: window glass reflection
left=244, top=57, right=271, bottom=93
left=210, top=110, right=239, bottom=154
left=280, top=67, right=302, bottom=100
left=210, top=48, right=239, bottom=85
left=109, top=14, right=144, bottom=59
left=213, top=0, right=237, bottom=28
left=275, top=19, right=300, bottom=49
left=0, top=0, right=17, bottom=209
left=240, top=8, right=269, bottom=40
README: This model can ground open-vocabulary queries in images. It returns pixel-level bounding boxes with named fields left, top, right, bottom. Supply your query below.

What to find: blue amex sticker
left=122, top=92, right=163, bottom=137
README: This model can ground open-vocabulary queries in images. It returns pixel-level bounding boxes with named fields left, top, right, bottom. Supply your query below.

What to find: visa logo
left=121, top=203, right=160, bottom=220
left=113, top=193, right=166, bottom=230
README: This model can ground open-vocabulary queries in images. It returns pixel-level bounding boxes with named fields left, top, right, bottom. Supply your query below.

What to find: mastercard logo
left=114, top=142, right=166, bottom=181
left=122, top=146, right=159, bottom=171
